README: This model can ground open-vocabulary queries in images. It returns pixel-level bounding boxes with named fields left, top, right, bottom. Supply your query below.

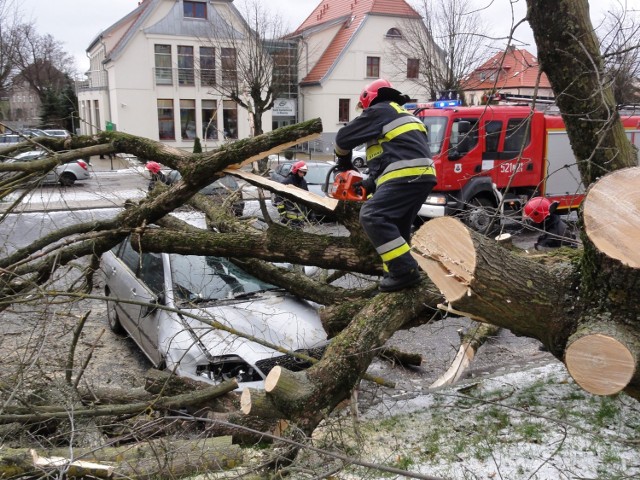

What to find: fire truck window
left=450, top=118, right=479, bottom=152
left=503, top=118, right=531, bottom=155
left=485, top=121, right=502, bottom=152
left=421, top=116, right=447, bottom=154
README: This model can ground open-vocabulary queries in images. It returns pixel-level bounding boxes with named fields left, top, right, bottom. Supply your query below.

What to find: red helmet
left=523, top=197, right=557, bottom=223
left=145, top=161, right=162, bottom=174
left=358, top=78, right=394, bottom=109
left=291, top=161, right=308, bottom=174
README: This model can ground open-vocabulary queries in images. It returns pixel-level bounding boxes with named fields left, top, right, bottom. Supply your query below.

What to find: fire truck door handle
left=526, top=164, right=534, bottom=171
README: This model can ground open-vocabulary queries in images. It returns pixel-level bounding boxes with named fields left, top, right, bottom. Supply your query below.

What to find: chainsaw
left=325, top=165, right=367, bottom=201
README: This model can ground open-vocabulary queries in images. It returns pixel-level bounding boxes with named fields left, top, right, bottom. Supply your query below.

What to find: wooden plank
left=224, top=168, right=340, bottom=211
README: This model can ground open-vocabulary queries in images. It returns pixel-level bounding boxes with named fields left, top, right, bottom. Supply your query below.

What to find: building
left=77, top=0, right=441, bottom=153
left=6, top=78, right=41, bottom=132
left=461, top=47, right=553, bottom=106
left=77, top=0, right=265, bottom=151
left=290, top=0, right=438, bottom=150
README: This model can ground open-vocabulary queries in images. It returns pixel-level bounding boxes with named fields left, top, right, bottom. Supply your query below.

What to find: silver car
left=10, top=150, right=91, bottom=186
left=101, top=237, right=328, bottom=388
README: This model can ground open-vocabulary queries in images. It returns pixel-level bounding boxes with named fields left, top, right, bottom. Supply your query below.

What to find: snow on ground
left=326, top=361, right=640, bottom=479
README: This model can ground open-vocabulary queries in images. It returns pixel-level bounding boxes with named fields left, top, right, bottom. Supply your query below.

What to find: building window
left=178, top=46, right=194, bottom=86
left=202, top=99, right=218, bottom=140
left=338, top=99, right=350, bottom=123
left=200, top=47, right=215, bottom=86
left=157, top=99, right=175, bottom=140
left=184, top=1, right=207, bottom=19
left=180, top=99, right=196, bottom=140
left=155, top=44, right=172, bottom=85
left=366, top=56, right=380, bottom=78
left=94, top=100, right=101, bottom=132
left=223, top=100, right=238, bottom=139
left=407, top=58, right=419, bottom=79
left=221, top=48, right=237, bottom=85
left=385, top=28, right=402, bottom=38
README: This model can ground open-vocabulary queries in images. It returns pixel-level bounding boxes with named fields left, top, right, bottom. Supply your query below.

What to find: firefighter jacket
left=274, top=173, right=309, bottom=222
left=335, top=101, right=436, bottom=189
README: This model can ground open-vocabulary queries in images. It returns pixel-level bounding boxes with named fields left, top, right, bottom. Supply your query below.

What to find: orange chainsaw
left=325, top=165, right=367, bottom=201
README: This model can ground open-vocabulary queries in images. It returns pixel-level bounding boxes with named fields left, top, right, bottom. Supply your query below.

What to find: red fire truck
left=409, top=102, right=640, bottom=232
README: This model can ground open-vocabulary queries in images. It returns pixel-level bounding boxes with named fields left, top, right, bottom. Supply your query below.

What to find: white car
left=352, top=144, right=367, bottom=168
left=43, top=129, right=71, bottom=139
left=101, top=235, right=328, bottom=389
left=10, top=150, right=92, bottom=186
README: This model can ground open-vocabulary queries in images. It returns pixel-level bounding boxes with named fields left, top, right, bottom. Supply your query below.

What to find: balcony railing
left=76, top=70, right=109, bottom=92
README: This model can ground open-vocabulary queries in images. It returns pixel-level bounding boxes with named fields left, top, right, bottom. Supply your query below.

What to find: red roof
left=292, top=0, right=421, bottom=85
left=461, top=47, right=551, bottom=91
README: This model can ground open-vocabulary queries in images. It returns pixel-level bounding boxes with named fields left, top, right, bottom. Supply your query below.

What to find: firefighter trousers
left=359, top=179, right=436, bottom=277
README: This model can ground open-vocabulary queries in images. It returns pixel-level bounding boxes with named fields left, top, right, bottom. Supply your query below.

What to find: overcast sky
left=17, top=0, right=634, bottom=74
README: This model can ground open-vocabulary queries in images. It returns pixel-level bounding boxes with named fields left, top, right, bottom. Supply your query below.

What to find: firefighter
left=523, top=196, right=577, bottom=249
left=334, top=79, right=437, bottom=292
left=274, top=160, right=309, bottom=228
left=145, top=161, right=168, bottom=191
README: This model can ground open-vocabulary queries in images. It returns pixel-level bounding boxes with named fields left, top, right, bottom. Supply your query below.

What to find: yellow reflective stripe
left=376, top=237, right=407, bottom=255
left=377, top=166, right=436, bottom=186
left=384, top=122, right=426, bottom=141
left=382, top=263, right=389, bottom=272
left=380, top=242, right=411, bottom=262
left=389, top=102, right=409, bottom=113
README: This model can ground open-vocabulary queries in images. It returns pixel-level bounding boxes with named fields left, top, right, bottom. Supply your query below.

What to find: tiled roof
left=461, top=47, right=551, bottom=91
left=293, top=0, right=421, bottom=85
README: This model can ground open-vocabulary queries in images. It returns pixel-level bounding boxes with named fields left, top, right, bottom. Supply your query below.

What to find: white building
left=77, top=0, right=440, bottom=153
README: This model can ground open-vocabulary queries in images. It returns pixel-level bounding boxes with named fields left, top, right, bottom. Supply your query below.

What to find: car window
left=304, top=165, right=332, bottom=184
left=118, top=240, right=141, bottom=272
left=139, top=252, right=165, bottom=295
left=170, top=255, right=276, bottom=302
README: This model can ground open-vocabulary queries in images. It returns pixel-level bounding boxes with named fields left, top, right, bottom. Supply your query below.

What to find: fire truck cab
left=412, top=103, right=640, bottom=232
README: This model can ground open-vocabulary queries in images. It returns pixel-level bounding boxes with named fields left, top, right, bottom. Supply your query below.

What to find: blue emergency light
left=434, top=99, right=462, bottom=108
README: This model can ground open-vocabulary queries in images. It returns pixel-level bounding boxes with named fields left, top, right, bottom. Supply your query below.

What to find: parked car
left=0, top=134, right=22, bottom=144
left=21, top=128, right=49, bottom=138
left=352, top=144, right=367, bottom=168
left=270, top=161, right=337, bottom=198
left=101, top=235, right=328, bottom=388
left=164, top=169, right=245, bottom=216
left=9, top=150, right=91, bottom=186
left=42, top=129, right=71, bottom=139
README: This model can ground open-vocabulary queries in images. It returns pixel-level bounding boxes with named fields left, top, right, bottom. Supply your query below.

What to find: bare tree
left=393, top=0, right=497, bottom=100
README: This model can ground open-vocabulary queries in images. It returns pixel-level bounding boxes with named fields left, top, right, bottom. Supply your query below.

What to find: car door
left=109, top=240, right=162, bottom=364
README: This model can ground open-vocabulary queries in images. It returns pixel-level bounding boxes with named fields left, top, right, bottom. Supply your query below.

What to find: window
left=503, top=118, right=531, bottom=154
left=202, top=99, right=218, bottom=140
left=178, top=46, right=194, bottom=86
left=385, top=28, right=402, bottom=38
left=184, top=1, right=207, bottom=19
left=338, top=99, right=350, bottom=123
left=407, top=58, right=419, bottom=79
left=155, top=44, right=172, bottom=85
left=366, top=56, right=380, bottom=78
left=223, top=100, right=238, bottom=139
left=450, top=118, right=479, bottom=152
left=157, top=99, right=175, bottom=140
left=485, top=120, right=503, bottom=153
left=200, top=47, right=215, bottom=86
left=221, top=48, right=237, bottom=84
left=180, top=99, right=196, bottom=140
left=94, top=100, right=100, bottom=133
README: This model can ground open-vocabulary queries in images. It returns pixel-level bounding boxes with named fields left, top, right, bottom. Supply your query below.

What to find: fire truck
left=408, top=101, right=640, bottom=232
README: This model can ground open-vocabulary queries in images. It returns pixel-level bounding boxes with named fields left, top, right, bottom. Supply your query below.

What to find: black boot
left=379, top=269, right=421, bottom=292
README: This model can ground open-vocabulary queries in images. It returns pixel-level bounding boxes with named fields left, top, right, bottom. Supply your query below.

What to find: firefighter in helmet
left=145, top=161, right=168, bottom=191
left=333, top=79, right=437, bottom=292
left=523, top=196, right=577, bottom=249
left=274, top=160, right=310, bottom=228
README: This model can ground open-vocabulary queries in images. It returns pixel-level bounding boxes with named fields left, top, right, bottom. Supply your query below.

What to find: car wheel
left=106, top=289, right=126, bottom=335
left=463, top=196, right=499, bottom=235
left=59, top=172, right=76, bottom=187
left=353, top=157, right=365, bottom=168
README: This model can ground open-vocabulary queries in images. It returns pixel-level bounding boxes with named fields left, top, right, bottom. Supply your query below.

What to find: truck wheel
left=464, top=197, right=498, bottom=235
left=59, top=172, right=76, bottom=187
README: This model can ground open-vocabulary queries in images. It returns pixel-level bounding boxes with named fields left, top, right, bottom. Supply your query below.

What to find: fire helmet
left=523, top=196, right=558, bottom=223
left=291, top=161, right=308, bottom=174
left=358, top=78, right=405, bottom=109
left=145, top=161, right=162, bottom=174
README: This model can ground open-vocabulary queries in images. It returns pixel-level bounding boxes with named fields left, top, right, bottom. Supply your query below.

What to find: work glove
left=353, top=176, right=376, bottom=197
left=334, top=150, right=354, bottom=172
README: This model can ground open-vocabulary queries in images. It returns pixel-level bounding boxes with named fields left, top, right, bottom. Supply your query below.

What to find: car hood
left=165, top=291, right=327, bottom=371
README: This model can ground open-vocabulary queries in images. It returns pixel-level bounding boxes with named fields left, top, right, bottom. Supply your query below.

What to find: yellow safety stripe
left=376, top=237, right=406, bottom=255
left=377, top=165, right=436, bottom=187
left=380, top=242, right=411, bottom=263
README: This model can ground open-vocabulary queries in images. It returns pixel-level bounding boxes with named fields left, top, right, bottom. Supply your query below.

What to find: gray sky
left=17, top=0, right=632, bottom=74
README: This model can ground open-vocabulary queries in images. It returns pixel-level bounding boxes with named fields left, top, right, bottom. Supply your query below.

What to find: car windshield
left=170, top=255, right=277, bottom=303
left=305, top=164, right=333, bottom=184
left=421, top=116, right=447, bottom=155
